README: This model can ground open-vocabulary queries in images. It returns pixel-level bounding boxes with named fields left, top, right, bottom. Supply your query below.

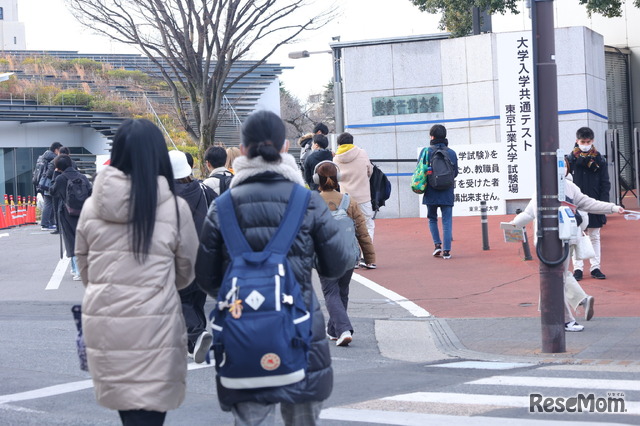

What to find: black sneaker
left=433, top=244, right=442, bottom=257
left=591, top=269, right=606, bottom=279
left=442, top=250, right=451, bottom=259
left=573, top=270, right=583, bottom=281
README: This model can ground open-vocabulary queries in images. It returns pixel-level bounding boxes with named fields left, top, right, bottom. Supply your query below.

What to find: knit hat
left=169, top=150, right=192, bottom=179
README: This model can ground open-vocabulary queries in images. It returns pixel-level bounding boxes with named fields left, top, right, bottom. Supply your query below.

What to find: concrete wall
left=340, top=26, right=606, bottom=218
left=0, top=121, right=110, bottom=152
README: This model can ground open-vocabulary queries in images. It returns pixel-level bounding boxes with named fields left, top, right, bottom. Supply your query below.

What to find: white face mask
left=579, top=144, right=592, bottom=152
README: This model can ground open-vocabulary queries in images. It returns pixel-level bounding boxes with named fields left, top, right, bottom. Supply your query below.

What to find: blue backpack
left=210, top=185, right=312, bottom=389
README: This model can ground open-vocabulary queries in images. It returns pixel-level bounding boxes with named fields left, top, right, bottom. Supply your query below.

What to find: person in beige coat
left=333, top=132, right=375, bottom=243
left=512, top=170, right=623, bottom=332
left=75, top=119, right=199, bottom=425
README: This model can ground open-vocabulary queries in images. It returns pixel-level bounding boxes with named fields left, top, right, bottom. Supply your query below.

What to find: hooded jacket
left=50, top=167, right=90, bottom=257
left=421, top=140, right=459, bottom=206
left=75, top=166, right=199, bottom=412
left=333, top=145, right=373, bottom=204
left=195, top=153, right=351, bottom=410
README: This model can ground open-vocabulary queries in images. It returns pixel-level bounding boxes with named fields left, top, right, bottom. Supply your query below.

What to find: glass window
left=0, top=8, right=4, bottom=20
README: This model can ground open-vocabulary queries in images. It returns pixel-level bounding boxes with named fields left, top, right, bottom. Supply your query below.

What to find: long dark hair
left=110, top=119, right=175, bottom=262
left=241, top=110, right=285, bottom=162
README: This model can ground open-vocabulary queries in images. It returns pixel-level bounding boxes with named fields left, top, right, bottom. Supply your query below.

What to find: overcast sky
left=18, top=0, right=444, bottom=101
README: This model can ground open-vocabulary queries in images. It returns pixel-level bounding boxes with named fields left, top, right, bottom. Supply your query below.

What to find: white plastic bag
left=36, top=193, right=44, bottom=210
left=574, top=232, right=595, bottom=260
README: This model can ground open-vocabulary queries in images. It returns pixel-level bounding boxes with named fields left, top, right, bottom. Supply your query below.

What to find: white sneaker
left=336, top=331, right=352, bottom=346
left=193, top=331, right=212, bottom=364
left=72, top=275, right=82, bottom=281
left=564, top=321, right=584, bottom=332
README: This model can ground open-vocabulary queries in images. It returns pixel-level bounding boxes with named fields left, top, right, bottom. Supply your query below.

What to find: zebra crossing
left=320, top=361, right=640, bottom=425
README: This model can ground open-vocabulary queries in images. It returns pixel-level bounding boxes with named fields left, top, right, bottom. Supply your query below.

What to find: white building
left=332, top=0, right=640, bottom=218
left=0, top=0, right=26, bottom=50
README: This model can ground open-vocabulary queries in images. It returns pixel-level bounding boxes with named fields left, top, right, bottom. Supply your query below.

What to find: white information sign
left=497, top=31, right=537, bottom=200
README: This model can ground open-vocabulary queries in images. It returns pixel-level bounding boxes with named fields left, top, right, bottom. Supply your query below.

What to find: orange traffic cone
left=16, top=196, right=24, bottom=226
left=26, top=196, right=36, bottom=224
left=0, top=203, right=7, bottom=230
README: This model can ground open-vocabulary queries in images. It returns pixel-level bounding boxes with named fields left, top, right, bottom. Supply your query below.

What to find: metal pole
left=634, top=128, right=639, bottom=208
left=532, top=0, right=565, bottom=353
left=332, top=46, right=344, bottom=134
left=480, top=201, right=490, bottom=250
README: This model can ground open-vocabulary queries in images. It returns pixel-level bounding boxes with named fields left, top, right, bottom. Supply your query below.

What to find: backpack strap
left=337, top=193, right=350, bottom=212
left=265, top=185, right=311, bottom=256
left=215, top=190, right=253, bottom=257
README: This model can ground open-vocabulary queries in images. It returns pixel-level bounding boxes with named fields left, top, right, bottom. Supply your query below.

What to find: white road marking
left=0, top=233, right=9, bottom=238
left=468, top=375, right=640, bottom=391
left=0, top=363, right=214, bottom=405
left=382, top=391, right=640, bottom=413
left=352, top=272, right=431, bottom=317
left=320, top=407, right=631, bottom=425
left=45, top=257, right=70, bottom=290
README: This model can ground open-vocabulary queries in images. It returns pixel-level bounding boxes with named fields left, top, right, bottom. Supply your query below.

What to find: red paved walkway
left=357, top=213, right=639, bottom=319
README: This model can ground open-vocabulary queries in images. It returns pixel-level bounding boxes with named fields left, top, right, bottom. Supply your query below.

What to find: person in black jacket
left=195, top=110, right=351, bottom=425
left=567, top=127, right=611, bottom=281
left=303, top=134, right=333, bottom=191
left=169, top=150, right=216, bottom=364
left=50, top=154, right=91, bottom=281
left=38, top=142, right=63, bottom=230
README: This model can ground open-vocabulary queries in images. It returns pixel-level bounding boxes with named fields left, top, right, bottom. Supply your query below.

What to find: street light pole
left=288, top=45, right=344, bottom=134
left=531, top=0, right=566, bottom=353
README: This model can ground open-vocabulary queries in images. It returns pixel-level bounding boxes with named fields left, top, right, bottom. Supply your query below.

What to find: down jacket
left=333, top=144, right=373, bottom=204
left=75, top=166, right=199, bottom=412
left=195, top=153, right=352, bottom=410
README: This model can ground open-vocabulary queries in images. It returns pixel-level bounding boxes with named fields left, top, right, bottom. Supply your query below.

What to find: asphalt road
left=1, top=224, right=639, bottom=425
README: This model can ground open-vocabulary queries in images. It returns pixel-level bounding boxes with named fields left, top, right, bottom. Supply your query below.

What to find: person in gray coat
left=196, top=110, right=351, bottom=426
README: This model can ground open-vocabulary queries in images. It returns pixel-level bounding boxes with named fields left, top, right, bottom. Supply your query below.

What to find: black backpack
left=369, top=163, right=391, bottom=212
left=427, top=146, right=456, bottom=191
left=66, top=174, right=92, bottom=216
left=212, top=173, right=233, bottom=195
left=32, top=155, right=48, bottom=187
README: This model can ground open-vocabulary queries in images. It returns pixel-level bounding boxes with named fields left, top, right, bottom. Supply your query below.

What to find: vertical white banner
left=497, top=31, right=536, bottom=200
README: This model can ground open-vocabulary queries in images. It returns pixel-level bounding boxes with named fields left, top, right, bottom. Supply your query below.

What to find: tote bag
left=574, top=232, right=595, bottom=260
left=411, top=148, right=429, bottom=194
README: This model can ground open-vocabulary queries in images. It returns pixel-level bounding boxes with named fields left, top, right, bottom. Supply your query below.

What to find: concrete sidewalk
left=359, top=214, right=640, bottom=365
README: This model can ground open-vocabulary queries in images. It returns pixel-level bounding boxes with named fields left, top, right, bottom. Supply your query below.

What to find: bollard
left=480, top=201, right=490, bottom=250
left=516, top=208, right=533, bottom=261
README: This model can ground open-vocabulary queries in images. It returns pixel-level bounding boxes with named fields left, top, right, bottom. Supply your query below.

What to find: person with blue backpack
left=196, top=110, right=352, bottom=426
left=315, top=160, right=376, bottom=347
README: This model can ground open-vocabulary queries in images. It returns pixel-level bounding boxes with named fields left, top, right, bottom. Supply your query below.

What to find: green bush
left=52, top=90, right=94, bottom=106
left=106, top=69, right=152, bottom=85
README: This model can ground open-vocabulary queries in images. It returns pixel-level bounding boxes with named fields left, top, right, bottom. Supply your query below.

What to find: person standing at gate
left=35, top=142, right=62, bottom=231
left=567, top=127, right=611, bottom=281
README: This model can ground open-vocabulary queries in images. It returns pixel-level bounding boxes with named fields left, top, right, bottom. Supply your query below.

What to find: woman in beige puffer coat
left=75, top=119, right=199, bottom=425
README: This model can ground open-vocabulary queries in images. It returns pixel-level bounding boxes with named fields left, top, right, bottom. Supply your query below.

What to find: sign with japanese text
left=497, top=32, right=537, bottom=200
left=372, top=93, right=443, bottom=117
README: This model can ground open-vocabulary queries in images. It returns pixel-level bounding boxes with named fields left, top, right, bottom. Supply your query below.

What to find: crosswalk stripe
left=381, top=391, right=640, bottom=414
left=468, top=375, right=640, bottom=391
left=320, top=407, right=631, bottom=425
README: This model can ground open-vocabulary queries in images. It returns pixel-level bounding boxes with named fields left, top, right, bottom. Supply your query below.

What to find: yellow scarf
left=336, top=144, right=354, bottom=155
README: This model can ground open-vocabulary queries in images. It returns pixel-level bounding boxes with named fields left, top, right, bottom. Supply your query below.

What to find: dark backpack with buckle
left=210, top=185, right=312, bottom=390
left=428, top=146, right=456, bottom=190
left=65, top=174, right=92, bottom=216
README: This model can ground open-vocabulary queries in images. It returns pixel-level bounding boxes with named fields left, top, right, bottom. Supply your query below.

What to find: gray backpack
left=331, top=193, right=360, bottom=265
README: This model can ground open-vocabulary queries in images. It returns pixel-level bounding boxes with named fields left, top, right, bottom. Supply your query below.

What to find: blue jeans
left=427, top=204, right=452, bottom=251
left=70, top=256, right=78, bottom=276
left=41, top=194, right=55, bottom=227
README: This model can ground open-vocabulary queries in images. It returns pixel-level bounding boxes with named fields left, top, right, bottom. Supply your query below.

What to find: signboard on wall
left=496, top=32, right=536, bottom=200
left=372, top=93, right=443, bottom=117
left=418, top=143, right=506, bottom=218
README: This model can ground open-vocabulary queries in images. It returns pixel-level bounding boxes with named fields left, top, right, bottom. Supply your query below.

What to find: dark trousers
left=179, top=281, right=207, bottom=351
left=319, top=268, right=354, bottom=337
left=118, top=409, right=166, bottom=426
left=41, top=194, right=55, bottom=227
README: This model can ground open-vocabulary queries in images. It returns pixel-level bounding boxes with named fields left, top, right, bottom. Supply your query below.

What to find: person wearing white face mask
left=566, top=127, right=611, bottom=281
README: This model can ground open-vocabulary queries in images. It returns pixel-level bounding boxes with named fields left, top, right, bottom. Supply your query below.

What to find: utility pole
left=532, top=0, right=566, bottom=353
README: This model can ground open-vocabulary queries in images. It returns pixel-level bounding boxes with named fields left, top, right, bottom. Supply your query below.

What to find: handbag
left=574, top=232, right=595, bottom=260
left=411, top=148, right=429, bottom=194
left=71, top=305, right=89, bottom=372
